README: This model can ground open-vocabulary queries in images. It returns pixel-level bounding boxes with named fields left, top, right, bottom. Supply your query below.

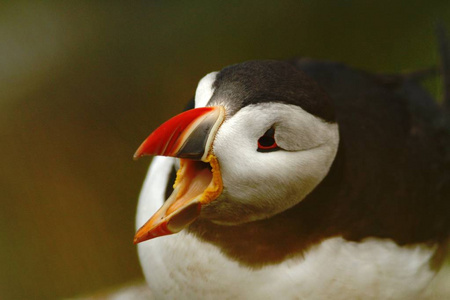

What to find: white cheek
left=276, top=114, right=338, bottom=151
left=194, top=72, right=218, bottom=108
left=213, top=104, right=339, bottom=221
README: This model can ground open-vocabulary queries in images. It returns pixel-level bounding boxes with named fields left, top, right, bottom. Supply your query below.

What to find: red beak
left=134, top=106, right=225, bottom=161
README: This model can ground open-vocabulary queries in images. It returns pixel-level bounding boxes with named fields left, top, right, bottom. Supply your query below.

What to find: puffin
left=133, top=54, right=450, bottom=298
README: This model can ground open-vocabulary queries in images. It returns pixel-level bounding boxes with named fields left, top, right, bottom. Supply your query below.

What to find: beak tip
left=133, top=233, right=146, bottom=244
left=133, top=141, right=145, bottom=160
left=133, top=143, right=147, bottom=160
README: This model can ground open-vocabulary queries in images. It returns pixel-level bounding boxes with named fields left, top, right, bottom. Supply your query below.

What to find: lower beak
left=133, top=106, right=225, bottom=244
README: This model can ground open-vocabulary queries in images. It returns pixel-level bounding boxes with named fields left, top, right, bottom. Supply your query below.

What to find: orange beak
left=134, top=106, right=225, bottom=244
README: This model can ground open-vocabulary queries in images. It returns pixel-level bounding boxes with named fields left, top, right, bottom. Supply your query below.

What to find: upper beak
left=133, top=106, right=225, bottom=244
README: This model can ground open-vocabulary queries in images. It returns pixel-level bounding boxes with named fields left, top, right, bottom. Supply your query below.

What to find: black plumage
left=210, top=61, right=335, bottom=122
left=294, top=58, right=450, bottom=246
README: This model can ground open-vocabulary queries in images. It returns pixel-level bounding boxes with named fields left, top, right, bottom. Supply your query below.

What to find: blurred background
left=1, top=1, right=450, bottom=299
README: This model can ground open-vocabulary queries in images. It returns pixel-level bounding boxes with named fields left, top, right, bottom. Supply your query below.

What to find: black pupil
left=259, top=135, right=275, bottom=147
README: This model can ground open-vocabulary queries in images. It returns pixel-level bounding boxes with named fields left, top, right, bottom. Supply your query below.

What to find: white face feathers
left=210, top=103, right=339, bottom=224
left=194, top=72, right=218, bottom=108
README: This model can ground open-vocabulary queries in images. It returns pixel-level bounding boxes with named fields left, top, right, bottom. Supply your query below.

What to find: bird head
left=133, top=60, right=339, bottom=244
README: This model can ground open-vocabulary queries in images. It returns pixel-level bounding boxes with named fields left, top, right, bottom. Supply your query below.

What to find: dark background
left=1, top=1, right=449, bottom=299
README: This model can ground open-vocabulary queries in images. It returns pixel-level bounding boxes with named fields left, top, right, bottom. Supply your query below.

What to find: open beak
left=133, top=106, right=225, bottom=244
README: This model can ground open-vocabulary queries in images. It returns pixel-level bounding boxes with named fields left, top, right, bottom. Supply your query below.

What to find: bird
left=132, top=41, right=450, bottom=298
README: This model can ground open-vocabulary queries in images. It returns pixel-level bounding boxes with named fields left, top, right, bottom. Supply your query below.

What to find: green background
left=1, top=1, right=449, bottom=299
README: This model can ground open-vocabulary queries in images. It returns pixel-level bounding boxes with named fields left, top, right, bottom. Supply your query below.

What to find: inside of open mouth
left=166, top=159, right=213, bottom=215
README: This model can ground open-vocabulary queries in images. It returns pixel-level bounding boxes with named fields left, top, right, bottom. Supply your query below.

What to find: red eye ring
left=257, top=136, right=278, bottom=150
left=257, top=127, right=279, bottom=152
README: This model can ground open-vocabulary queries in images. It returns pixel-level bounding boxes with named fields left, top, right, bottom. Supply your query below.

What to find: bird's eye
left=257, top=128, right=280, bottom=152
